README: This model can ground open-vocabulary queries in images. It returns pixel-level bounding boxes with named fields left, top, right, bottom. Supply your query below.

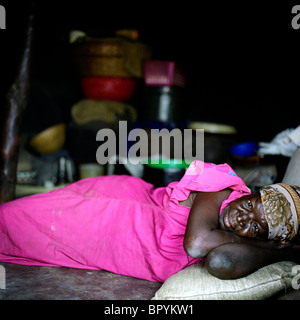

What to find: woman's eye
left=253, top=223, right=259, bottom=233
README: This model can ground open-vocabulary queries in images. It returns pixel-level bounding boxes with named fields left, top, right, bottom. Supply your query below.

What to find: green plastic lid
left=144, top=158, right=192, bottom=169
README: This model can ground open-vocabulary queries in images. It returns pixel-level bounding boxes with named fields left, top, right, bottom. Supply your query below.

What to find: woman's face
left=219, top=192, right=269, bottom=239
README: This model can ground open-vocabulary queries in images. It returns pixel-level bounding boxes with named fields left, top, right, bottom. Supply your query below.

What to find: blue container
left=230, top=142, right=257, bottom=158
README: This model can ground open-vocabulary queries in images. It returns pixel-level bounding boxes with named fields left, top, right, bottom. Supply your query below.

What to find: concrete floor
left=0, top=263, right=162, bottom=300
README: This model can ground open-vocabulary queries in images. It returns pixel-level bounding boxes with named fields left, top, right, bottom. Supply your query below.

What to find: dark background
left=0, top=0, right=299, bottom=142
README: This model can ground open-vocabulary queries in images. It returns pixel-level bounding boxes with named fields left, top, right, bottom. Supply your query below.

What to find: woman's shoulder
left=193, top=188, right=233, bottom=205
left=180, top=189, right=232, bottom=208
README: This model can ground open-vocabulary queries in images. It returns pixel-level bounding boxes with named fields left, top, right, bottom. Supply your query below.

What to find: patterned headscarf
left=260, top=183, right=300, bottom=243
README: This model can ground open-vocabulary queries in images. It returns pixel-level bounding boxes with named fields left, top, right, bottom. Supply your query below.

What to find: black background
left=0, top=0, right=299, bottom=142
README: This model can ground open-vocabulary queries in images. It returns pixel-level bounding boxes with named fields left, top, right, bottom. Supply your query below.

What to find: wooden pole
left=0, top=3, right=34, bottom=204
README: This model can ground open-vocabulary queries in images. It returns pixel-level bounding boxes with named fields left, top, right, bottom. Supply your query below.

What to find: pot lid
left=187, top=121, right=237, bottom=134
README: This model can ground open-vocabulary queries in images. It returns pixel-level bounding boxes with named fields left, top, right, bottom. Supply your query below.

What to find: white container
left=79, top=163, right=104, bottom=179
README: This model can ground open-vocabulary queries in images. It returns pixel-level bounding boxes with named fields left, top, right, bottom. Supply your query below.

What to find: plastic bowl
left=28, top=123, right=66, bottom=155
left=80, top=76, right=137, bottom=101
left=230, top=142, right=257, bottom=158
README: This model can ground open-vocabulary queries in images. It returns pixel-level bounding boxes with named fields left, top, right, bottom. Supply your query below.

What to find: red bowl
left=80, top=76, right=137, bottom=102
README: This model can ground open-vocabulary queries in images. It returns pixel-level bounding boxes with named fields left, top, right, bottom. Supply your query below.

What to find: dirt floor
left=0, top=263, right=161, bottom=300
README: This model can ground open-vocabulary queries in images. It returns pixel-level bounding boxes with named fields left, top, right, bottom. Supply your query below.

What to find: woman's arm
left=184, top=190, right=300, bottom=279
left=206, top=241, right=300, bottom=279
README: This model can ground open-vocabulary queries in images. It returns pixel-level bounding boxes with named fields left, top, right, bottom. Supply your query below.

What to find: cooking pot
left=143, top=159, right=190, bottom=187
left=141, top=86, right=184, bottom=123
left=188, top=122, right=237, bottom=164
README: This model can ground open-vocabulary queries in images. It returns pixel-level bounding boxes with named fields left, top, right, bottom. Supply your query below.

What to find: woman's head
left=219, top=192, right=268, bottom=239
left=219, top=183, right=300, bottom=242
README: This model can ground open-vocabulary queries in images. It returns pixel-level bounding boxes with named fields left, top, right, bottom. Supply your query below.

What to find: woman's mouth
left=224, top=210, right=234, bottom=231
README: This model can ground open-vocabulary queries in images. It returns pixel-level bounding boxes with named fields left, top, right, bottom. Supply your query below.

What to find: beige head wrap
left=260, top=183, right=300, bottom=243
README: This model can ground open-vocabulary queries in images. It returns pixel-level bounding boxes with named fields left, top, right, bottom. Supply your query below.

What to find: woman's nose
left=237, top=214, right=246, bottom=226
left=237, top=212, right=252, bottom=226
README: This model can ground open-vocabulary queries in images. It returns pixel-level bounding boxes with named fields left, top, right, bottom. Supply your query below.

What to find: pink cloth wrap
left=0, top=161, right=250, bottom=282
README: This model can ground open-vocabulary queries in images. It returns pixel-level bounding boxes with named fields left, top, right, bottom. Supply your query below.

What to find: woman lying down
left=0, top=160, right=299, bottom=282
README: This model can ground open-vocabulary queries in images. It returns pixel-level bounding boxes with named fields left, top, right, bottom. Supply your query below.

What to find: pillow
left=152, top=261, right=297, bottom=300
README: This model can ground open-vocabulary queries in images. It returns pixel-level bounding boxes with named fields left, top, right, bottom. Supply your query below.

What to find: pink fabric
left=0, top=161, right=250, bottom=282
left=167, top=161, right=251, bottom=214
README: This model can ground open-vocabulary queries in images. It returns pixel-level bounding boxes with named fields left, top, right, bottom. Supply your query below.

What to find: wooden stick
left=0, top=4, right=34, bottom=204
